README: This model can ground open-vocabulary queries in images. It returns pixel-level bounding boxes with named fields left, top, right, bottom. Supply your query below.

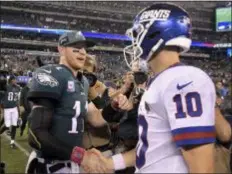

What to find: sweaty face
left=65, top=47, right=87, bottom=70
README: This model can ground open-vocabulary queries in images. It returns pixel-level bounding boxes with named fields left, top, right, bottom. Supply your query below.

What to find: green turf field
left=1, top=128, right=32, bottom=173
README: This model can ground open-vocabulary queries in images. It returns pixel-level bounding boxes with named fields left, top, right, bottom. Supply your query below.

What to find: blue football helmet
left=124, top=3, right=192, bottom=70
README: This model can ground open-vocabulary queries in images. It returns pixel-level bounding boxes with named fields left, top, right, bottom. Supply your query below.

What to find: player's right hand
left=88, top=148, right=114, bottom=173
left=81, top=149, right=110, bottom=173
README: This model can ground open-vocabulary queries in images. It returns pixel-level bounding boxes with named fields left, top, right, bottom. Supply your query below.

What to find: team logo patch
left=35, top=73, right=59, bottom=87
left=67, top=81, right=75, bottom=92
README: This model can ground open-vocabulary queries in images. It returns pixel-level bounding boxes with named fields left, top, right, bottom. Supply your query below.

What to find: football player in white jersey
left=89, top=3, right=216, bottom=173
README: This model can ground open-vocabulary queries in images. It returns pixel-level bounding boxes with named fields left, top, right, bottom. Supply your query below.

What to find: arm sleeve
left=27, top=68, right=64, bottom=102
left=102, top=103, right=122, bottom=122
left=163, top=75, right=216, bottom=148
left=91, top=96, right=106, bottom=109
left=91, top=88, right=110, bottom=109
left=28, top=98, right=73, bottom=160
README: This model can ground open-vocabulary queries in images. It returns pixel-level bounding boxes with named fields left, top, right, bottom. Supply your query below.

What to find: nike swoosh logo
left=42, top=69, right=52, bottom=74
left=177, top=81, right=193, bottom=90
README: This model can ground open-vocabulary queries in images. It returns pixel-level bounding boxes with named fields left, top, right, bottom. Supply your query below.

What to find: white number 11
left=68, top=101, right=87, bottom=134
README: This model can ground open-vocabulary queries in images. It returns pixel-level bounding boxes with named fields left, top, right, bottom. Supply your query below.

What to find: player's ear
left=58, top=45, right=65, bottom=56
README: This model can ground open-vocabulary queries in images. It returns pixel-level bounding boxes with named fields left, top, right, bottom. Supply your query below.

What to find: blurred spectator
left=216, top=81, right=229, bottom=97
left=1, top=48, right=231, bottom=88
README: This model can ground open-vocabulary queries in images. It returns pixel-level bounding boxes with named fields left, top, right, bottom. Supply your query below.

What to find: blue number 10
left=173, top=92, right=202, bottom=119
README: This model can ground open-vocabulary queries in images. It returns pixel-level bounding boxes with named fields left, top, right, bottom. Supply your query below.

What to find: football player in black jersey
left=26, top=31, right=131, bottom=173
left=1, top=76, right=21, bottom=148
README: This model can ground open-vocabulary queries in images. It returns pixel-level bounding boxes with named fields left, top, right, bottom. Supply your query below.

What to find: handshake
left=71, top=147, right=115, bottom=173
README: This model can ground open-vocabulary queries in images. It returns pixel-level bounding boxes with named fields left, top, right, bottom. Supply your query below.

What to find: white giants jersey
left=135, top=64, right=216, bottom=173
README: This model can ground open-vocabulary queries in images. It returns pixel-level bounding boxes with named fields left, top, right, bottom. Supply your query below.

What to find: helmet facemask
left=123, top=24, right=149, bottom=71
left=123, top=19, right=164, bottom=72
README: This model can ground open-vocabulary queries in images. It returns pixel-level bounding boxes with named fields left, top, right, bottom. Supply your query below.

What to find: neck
left=148, top=50, right=180, bottom=75
left=59, top=56, right=78, bottom=77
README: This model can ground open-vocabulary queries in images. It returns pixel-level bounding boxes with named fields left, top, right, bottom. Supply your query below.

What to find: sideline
left=2, top=133, right=30, bottom=157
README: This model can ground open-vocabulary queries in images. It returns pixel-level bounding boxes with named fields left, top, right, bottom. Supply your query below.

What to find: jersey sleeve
left=163, top=74, right=216, bottom=148
left=28, top=67, right=64, bottom=102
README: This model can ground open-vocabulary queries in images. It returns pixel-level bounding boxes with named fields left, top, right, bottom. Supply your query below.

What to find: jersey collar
left=59, top=64, right=84, bottom=82
left=146, top=62, right=185, bottom=88
left=59, top=64, right=78, bottom=78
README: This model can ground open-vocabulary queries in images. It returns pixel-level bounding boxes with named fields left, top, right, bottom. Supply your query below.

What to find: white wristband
left=112, top=153, right=126, bottom=171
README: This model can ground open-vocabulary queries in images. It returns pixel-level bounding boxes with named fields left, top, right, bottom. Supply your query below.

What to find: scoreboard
left=216, top=7, right=232, bottom=32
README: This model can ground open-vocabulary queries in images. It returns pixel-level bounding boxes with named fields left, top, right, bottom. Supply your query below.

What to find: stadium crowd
left=0, top=49, right=129, bottom=82
left=1, top=48, right=231, bottom=87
